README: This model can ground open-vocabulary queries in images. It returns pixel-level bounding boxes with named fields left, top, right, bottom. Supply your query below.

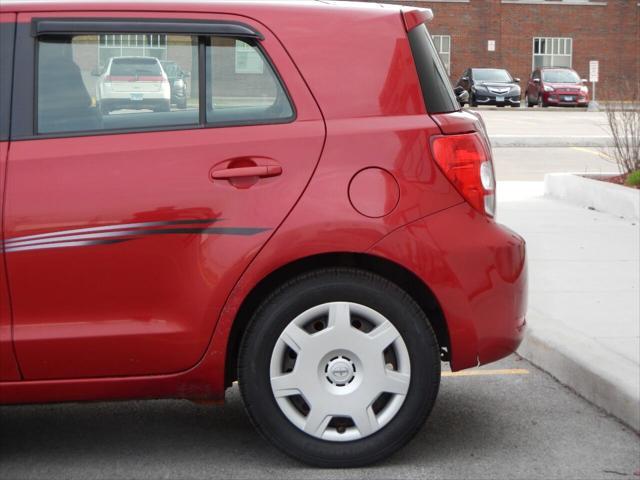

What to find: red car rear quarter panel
left=208, top=5, right=467, bottom=389
left=370, top=204, right=527, bottom=371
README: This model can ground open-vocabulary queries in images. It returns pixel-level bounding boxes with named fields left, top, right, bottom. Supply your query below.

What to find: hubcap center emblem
left=325, top=357, right=355, bottom=386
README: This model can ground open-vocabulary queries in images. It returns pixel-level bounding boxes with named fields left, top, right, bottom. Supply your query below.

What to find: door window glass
left=37, top=34, right=199, bottom=134
left=206, top=38, right=293, bottom=125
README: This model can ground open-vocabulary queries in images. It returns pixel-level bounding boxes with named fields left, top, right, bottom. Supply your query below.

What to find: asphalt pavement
left=1, top=356, right=638, bottom=480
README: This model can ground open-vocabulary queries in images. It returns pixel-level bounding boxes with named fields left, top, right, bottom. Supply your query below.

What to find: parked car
left=96, top=56, right=171, bottom=114
left=525, top=67, right=589, bottom=107
left=160, top=60, right=189, bottom=109
left=456, top=68, right=521, bottom=107
left=0, top=1, right=527, bottom=468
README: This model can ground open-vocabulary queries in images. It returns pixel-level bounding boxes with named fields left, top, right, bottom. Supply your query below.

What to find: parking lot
left=1, top=104, right=638, bottom=479
left=1, top=356, right=638, bottom=480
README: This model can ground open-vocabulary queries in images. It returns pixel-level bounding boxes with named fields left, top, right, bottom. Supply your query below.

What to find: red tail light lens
left=430, top=132, right=496, bottom=217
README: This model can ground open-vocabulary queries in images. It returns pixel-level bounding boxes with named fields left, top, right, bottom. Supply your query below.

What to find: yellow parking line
left=442, top=368, right=529, bottom=377
left=571, top=146, right=610, bottom=159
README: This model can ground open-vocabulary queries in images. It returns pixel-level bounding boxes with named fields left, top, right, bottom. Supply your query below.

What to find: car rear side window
left=36, top=34, right=199, bottom=135
left=408, top=24, right=459, bottom=114
left=206, top=38, right=293, bottom=126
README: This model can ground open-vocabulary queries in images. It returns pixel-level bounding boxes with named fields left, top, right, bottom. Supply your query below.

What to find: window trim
left=31, top=18, right=264, bottom=41
left=12, top=18, right=297, bottom=141
left=0, top=20, right=16, bottom=141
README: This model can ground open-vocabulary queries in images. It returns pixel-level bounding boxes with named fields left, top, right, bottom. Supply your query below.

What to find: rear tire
left=238, top=268, right=440, bottom=467
left=470, top=94, right=478, bottom=107
left=526, top=94, right=534, bottom=107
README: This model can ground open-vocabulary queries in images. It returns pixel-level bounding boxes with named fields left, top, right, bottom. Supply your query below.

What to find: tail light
left=430, top=132, right=496, bottom=217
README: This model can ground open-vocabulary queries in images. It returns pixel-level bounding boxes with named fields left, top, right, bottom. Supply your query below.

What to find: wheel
left=238, top=268, right=441, bottom=467
left=470, top=93, right=477, bottom=107
left=538, top=95, right=547, bottom=108
left=526, top=95, right=534, bottom=107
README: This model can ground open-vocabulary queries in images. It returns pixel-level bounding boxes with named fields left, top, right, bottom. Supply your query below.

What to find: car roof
left=0, top=0, right=394, bottom=15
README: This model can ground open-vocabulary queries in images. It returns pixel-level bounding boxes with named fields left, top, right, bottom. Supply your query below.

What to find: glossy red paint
left=401, top=7, right=434, bottom=32
left=1, top=140, right=22, bottom=381
left=0, top=0, right=526, bottom=405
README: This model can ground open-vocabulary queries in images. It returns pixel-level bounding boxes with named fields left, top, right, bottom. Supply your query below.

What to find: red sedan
left=0, top=0, right=527, bottom=466
left=526, top=67, right=590, bottom=107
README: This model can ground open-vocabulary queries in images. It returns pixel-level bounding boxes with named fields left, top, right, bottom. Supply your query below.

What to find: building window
left=532, top=37, right=572, bottom=69
left=432, top=35, right=451, bottom=75
left=98, top=34, right=168, bottom=67
left=234, top=40, right=265, bottom=74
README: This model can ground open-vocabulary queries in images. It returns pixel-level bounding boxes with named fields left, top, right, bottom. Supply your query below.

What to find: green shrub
left=625, top=170, right=640, bottom=186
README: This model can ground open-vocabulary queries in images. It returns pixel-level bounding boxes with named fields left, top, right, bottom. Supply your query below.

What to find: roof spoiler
left=401, top=7, right=434, bottom=31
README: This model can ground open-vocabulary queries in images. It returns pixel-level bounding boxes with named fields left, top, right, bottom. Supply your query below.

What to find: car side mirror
left=453, top=86, right=469, bottom=106
left=514, top=77, right=520, bottom=83
left=533, top=78, right=540, bottom=84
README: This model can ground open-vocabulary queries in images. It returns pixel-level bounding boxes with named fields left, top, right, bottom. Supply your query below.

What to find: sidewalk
left=497, top=181, right=640, bottom=431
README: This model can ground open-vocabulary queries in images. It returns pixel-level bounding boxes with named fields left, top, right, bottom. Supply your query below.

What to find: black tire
left=539, top=95, right=547, bottom=108
left=238, top=268, right=441, bottom=468
left=470, top=93, right=478, bottom=107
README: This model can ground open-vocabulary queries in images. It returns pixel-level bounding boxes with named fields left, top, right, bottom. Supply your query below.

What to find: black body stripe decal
left=2, top=220, right=270, bottom=253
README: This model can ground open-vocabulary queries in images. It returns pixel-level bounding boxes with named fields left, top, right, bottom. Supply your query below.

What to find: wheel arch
left=224, top=252, right=450, bottom=387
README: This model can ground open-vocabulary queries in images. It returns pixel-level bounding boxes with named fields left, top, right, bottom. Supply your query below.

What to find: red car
left=525, top=67, right=589, bottom=107
left=0, top=0, right=527, bottom=467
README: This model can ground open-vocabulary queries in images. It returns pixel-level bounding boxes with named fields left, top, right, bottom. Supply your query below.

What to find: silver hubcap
left=269, top=302, right=411, bottom=442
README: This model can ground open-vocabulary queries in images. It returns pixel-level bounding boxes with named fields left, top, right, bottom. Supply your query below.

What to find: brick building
left=359, top=0, right=640, bottom=100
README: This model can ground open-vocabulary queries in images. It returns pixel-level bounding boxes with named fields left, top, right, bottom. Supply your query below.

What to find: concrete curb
left=490, top=135, right=614, bottom=148
left=518, top=309, right=640, bottom=432
left=544, top=173, right=640, bottom=220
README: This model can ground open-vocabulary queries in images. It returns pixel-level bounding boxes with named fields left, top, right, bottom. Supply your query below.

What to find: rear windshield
left=408, top=24, right=459, bottom=114
left=111, top=58, right=162, bottom=76
left=542, top=69, right=580, bottom=83
left=473, top=68, right=513, bottom=83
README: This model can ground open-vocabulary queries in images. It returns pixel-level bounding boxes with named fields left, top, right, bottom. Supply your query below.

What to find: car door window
left=205, top=37, right=294, bottom=125
left=36, top=34, right=199, bottom=134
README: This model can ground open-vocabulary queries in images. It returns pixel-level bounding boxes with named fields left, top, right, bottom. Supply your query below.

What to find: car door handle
left=211, top=165, right=282, bottom=180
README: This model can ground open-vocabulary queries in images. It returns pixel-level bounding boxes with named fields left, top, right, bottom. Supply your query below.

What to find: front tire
left=238, top=268, right=440, bottom=467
